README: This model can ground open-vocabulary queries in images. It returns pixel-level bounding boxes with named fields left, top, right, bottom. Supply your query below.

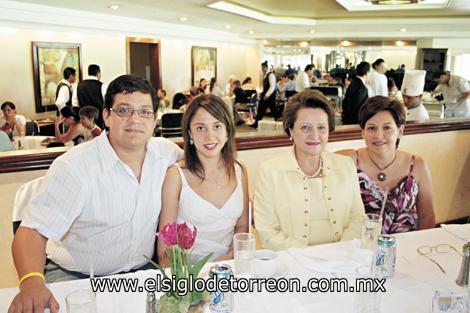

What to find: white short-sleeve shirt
left=21, top=132, right=183, bottom=275
left=0, top=114, right=26, bottom=136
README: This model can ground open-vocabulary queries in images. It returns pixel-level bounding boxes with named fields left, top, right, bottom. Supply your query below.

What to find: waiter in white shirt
left=433, top=71, right=470, bottom=118
left=8, top=75, right=183, bottom=313
left=251, top=61, right=276, bottom=128
left=401, top=69, right=430, bottom=121
left=54, top=67, right=76, bottom=113
left=368, top=58, right=388, bottom=97
left=295, top=64, right=315, bottom=92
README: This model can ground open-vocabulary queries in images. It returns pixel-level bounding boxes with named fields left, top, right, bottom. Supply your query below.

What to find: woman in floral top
left=337, top=96, right=435, bottom=233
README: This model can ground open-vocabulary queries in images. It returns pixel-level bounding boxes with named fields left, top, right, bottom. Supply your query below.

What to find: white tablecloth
left=12, top=136, right=75, bottom=150
left=0, top=226, right=467, bottom=312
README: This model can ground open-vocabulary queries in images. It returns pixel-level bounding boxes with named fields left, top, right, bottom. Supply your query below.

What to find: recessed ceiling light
left=249, top=30, right=255, bottom=34
left=340, top=40, right=352, bottom=47
left=299, top=41, right=309, bottom=47
left=225, top=25, right=231, bottom=29
left=395, top=40, right=406, bottom=46
left=263, top=39, right=268, bottom=45
left=179, top=17, right=188, bottom=22
left=400, top=28, right=407, bottom=32
left=310, top=29, right=316, bottom=34
left=208, top=1, right=316, bottom=26
left=108, top=4, right=119, bottom=10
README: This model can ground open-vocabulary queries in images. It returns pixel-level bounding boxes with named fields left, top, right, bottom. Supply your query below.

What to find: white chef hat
left=401, top=69, right=426, bottom=96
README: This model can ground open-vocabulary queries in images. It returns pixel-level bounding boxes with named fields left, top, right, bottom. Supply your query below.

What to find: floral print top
left=356, top=151, right=419, bottom=234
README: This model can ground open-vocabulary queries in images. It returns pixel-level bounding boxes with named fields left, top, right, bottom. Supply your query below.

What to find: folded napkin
left=441, top=224, right=470, bottom=241
left=288, top=239, right=373, bottom=274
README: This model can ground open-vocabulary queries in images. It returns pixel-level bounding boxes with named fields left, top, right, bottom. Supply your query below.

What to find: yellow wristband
left=19, top=272, right=45, bottom=285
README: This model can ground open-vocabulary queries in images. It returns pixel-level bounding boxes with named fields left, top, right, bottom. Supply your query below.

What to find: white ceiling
left=8, top=0, right=470, bottom=41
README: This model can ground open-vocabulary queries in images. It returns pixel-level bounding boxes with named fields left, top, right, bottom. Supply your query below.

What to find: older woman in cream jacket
left=254, top=90, right=365, bottom=251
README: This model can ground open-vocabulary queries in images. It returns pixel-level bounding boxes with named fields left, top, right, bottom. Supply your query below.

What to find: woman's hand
left=40, top=137, right=54, bottom=146
left=54, top=116, right=64, bottom=126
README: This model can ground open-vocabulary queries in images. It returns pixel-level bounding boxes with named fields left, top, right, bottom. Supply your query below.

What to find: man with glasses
left=8, top=75, right=182, bottom=313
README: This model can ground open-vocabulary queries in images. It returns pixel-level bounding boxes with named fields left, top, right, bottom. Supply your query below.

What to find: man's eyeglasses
left=109, top=107, right=155, bottom=118
left=417, top=244, right=462, bottom=274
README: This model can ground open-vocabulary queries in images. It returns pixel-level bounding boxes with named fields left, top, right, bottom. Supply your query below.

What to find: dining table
left=0, top=225, right=468, bottom=312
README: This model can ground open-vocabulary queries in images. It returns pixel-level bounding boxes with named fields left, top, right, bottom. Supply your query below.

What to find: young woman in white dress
left=157, top=94, right=249, bottom=265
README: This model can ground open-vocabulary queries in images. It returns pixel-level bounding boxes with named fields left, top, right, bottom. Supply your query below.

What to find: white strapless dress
left=175, top=164, right=244, bottom=263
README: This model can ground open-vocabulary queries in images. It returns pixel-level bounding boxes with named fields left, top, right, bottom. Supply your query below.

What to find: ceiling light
left=179, top=17, right=188, bottom=22
left=225, top=25, right=231, bottom=29
left=400, top=28, right=407, bottom=32
left=208, top=1, right=316, bottom=26
left=249, top=30, right=255, bottom=34
left=395, top=40, right=406, bottom=46
left=310, top=29, right=316, bottom=34
left=263, top=40, right=268, bottom=45
left=340, top=40, right=352, bottom=47
left=299, top=41, right=309, bottom=47
left=374, top=0, right=414, bottom=4
left=108, top=4, right=119, bottom=10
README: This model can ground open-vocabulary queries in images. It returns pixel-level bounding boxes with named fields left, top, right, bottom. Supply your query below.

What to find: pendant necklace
left=367, top=150, right=396, bottom=182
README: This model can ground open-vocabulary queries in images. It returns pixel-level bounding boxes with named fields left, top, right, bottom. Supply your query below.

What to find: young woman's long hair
left=181, top=94, right=237, bottom=180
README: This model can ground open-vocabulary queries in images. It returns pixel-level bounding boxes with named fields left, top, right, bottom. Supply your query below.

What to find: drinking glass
left=66, top=289, right=97, bottom=313
left=233, top=232, right=255, bottom=277
left=361, top=213, right=382, bottom=250
left=354, top=265, right=382, bottom=313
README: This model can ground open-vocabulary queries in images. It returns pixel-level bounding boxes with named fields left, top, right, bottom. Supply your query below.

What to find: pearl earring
left=289, top=137, right=293, bottom=141
left=189, top=138, right=194, bottom=145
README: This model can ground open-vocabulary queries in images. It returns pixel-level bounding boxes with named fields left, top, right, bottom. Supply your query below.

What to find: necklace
left=367, top=150, right=396, bottom=182
left=205, top=170, right=224, bottom=189
left=300, top=157, right=323, bottom=179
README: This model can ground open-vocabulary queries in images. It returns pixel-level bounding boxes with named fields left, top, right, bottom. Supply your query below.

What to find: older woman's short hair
left=282, top=89, right=335, bottom=137
left=358, top=96, right=406, bottom=129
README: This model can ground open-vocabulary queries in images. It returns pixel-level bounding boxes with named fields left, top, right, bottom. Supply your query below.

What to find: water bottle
left=146, top=291, right=156, bottom=313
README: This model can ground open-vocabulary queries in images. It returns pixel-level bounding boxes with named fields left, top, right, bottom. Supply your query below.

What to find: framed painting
left=32, top=42, right=82, bottom=113
left=191, top=46, right=217, bottom=87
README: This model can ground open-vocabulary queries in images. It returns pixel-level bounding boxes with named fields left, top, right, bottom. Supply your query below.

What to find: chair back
left=13, top=176, right=45, bottom=234
left=0, top=130, right=13, bottom=151
left=25, top=121, right=39, bottom=136
left=243, top=90, right=257, bottom=103
left=160, top=112, right=184, bottom=137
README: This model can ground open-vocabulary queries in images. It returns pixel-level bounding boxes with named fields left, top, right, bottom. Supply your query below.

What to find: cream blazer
left=254, top=147, right=365, bottom=251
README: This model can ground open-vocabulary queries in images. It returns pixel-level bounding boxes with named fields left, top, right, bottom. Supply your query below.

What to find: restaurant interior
left=0, top=0, right=470, bottom=311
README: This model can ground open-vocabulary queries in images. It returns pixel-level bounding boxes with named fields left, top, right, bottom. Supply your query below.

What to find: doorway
left=126, top=37, right=161, bottom=92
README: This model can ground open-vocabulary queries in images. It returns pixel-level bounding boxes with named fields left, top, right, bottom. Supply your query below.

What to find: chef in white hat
left=401, top=69, right=430, bottom=121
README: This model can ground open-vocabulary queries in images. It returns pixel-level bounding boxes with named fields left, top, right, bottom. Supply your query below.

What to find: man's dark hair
left=63, top=67, right=76, bottom=79
left=79, top=105, right=99, bottom=121
left=261, top=61, right=268, bottom=68
left=304, top=65, right=313, bottom=72
left=372, top=58, right=385, bottom=69
left=1, top=101, right=15, bottom=111
left=88, top=64, right=101, bottom=76
left=356, top=62, right=370, bottom=77
left=104, top=75, right=158, bottom=111
left=433, top=70, right=449, bottom=80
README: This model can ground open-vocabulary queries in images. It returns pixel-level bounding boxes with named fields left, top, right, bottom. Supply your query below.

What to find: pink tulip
left=177, top=222, right=197, bottom=249
left=157, top=222, right=178, bottom=246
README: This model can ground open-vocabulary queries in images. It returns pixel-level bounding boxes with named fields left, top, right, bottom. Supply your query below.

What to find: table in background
left=0, top=226, right=467, bottom=313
